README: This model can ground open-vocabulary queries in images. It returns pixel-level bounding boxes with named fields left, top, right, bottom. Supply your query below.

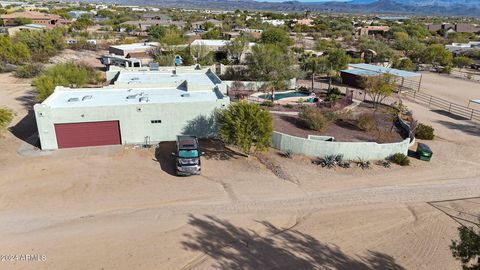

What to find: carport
left=341, top=63, right=422, bottom=91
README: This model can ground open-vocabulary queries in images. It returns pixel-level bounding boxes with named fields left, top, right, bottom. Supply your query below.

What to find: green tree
left=450, top=223, right=480, bottom=270
left=13, top=28, right=65, bottom=62
left=0, top=36, right=31, bottom=64
left=394, top=36, right=425, bottom=57
left=363, top=74, right=396, bottom=109
left=71, top=14, right=94, bottom=30
left=260, top=27, right=293, bottom=48
left=218, top=101, right=273, bottom=155
left=421, top=44, right=453, bottom=69
left=13, top=17, right=32, bottom=25
left=453, top=56, right=474, bottom=69
left=393, top=58, right=417, bottom=71
left=147, top=25, right=167, bottom=41
left=226, top=36, right=248, bottom=64
left=246, top=44, right=296, bottom=100
left=33, top=63, right=102, bottom=102
left=358, top=38, right=395, bottom=64
left=0, top=107, right=14, bottom=135
left=326, top=48, right=350, bottom=73
left=202, top=28, right=222, bottom=39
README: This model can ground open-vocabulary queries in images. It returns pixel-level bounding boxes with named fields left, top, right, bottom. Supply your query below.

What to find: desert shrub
left=324, top=87, right=342, bottom=103
left=218, top=101, right=273, bottom=155
left=0, top=107, right=14, bottom=134
left=14, top=63, right=43, bottom=78
left=284, top=104, right=294, bottom=109
left=281, top=150, right=293, bottom=159
left=313, top=154, right=348, bottom=168
left=33, top=62, right=102, bottom=102
left=378, top=160, right=391, bottom=168
left=299, top=107, right=330, bottom=131
left=298, top=86, right=310, bottom=93
left=356, top=158, right=371, bottom=169
left=357, top=113, right=376, bottom=131
left=390, top=153, right=410, bottom=166
left=415, top=123, right=435, bottom=140
left=261, top=100, right=274, bottom=107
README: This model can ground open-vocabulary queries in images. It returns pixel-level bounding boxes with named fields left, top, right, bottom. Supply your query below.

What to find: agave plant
left=356, top=158, right=371, bottom=170
left=282, top=150, right=293, bottom=159
left=321, top=155, right=337, bottom=168
left=379, top=159, right=391, bottom=168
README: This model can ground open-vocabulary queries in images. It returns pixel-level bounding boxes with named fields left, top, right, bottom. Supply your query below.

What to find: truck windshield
left=178, top=149, right=199, bottom=158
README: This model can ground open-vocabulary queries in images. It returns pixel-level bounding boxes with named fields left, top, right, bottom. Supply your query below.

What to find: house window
left=151, top=120, right=162, bottom=124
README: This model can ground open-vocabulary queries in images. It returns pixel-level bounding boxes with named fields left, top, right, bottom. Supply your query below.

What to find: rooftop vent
left=82, top=95, right=93, bottom=101
left=130, top=77, right=140, bottom=81
left=181, top=93, right=190, bottom=97
left=68, top=97, right=79, bottom=102
left=126, top=94, right=138, bottom=99
left=139, top=96, right=149, bottom=102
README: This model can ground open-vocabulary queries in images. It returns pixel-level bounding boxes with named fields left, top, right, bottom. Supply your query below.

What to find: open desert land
left=418, top=72, right=480, bottom=108
left=0, top=72, right=480, bottom=270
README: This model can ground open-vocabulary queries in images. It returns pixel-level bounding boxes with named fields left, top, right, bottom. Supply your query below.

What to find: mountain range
left=78, top=0, right=480, bottom=16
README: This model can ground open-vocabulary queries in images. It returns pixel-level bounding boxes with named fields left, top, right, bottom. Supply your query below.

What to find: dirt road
left=0, top=73, right=479, bottom=270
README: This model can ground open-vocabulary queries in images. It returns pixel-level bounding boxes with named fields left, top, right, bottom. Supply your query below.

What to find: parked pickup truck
left=172, top=135, right=204, bottom=176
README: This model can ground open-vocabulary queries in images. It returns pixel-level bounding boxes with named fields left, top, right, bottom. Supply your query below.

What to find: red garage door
left=54, top=121, right=121, bottom=149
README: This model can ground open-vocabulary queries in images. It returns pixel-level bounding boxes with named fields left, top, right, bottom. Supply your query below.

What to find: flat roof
left=42, top=87, right=224, bottom=108
left=191, top=39, right=230, bottom=46
left=348, top=63, right=420, bottom=78
left=109, top=42, right=159, bottom=51
left=114, top=70, right=218, bottom=88
left=341, top=69, right=378, bottom=76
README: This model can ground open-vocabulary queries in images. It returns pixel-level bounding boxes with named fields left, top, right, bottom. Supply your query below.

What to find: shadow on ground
left=153, top=139, right=244, bottom=175
left=182, top=215, right=405, bottom=270
left=430, top=110, right=470, bottom=121
left=435, top=120, right=480, bottom=137
left=15, top=89, right=37, bottom=110
left=10, top=110, right=40, bottom=147
left=154, top=141, right=177, bottom=176
left=199, top=139, right=245, bottom=160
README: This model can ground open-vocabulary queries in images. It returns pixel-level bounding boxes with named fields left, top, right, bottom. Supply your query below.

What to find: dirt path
left=0, top=73, right=479, bottom=270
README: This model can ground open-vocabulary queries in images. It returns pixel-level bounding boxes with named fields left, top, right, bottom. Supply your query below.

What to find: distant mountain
left=74, top=0, right=480, bottom=16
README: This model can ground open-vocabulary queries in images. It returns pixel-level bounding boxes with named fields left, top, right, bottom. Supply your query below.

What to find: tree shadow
left=199, top=139, right=244, bottom=160
left=335, top=119, right=363, bottom=131
left=279, top=115, right=307, bottom=129
left=182, top=215, right=405, bottom=270
left=435, top=120, right=480, bottom=137
left=9, top=110, right=40, bottom=147
left=182, top=114, right=218, bottom=139
left=15, top=89, right=37, bottom=110
left=430, top=110, right=470, bottom=121
left=154, top=141, right=177, bottom=176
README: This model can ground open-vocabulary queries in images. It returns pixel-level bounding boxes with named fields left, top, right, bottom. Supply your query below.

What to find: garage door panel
left=55, top=121, right=121, bottom=149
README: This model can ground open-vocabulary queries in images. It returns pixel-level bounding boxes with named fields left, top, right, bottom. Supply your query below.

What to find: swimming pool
left=258, top=91, right=310, bottom=100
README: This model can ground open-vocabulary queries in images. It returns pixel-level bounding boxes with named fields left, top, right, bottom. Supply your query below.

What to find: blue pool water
left=259, top=91, right=310, bottom=100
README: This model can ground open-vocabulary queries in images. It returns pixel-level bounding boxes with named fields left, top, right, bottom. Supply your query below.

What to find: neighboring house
left=445, top=41, right=480, bottom=53
left=190, top=39, right=231, bottom=62
left=142, top=13, right=171, bottom=21
left=289, top=18, right=314, bottom=27
left=6, top=23, right=45, bottom=36
left=121, top=20, right=186, bottom=31
left=109, top=42, right=159, bottom=56
left=68, top=10, right=95, bottom=20
left=357, top=26, right=390, bottom=37
left=427, top=23, right=480, bottom=33
left=191, top=19, right=223, bottom=31
left=108, top=42, right=159, bottom=65
left=262, top=19, right=284, bottom=26
left=0, top=11, right=69, bottom=27
left=34, top=67, right=230, bottom=150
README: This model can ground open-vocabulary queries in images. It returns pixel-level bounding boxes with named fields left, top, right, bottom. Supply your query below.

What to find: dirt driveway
left=0, top=73, right=479, bottom=270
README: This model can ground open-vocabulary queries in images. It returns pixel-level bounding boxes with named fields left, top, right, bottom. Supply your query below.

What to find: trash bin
left=416, top=143, right=433, bottom=161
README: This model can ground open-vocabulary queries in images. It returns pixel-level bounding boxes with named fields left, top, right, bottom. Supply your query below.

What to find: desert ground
left=418, top=72, right=480, bottom=107
left=0, top=72, right=480, bottom=270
